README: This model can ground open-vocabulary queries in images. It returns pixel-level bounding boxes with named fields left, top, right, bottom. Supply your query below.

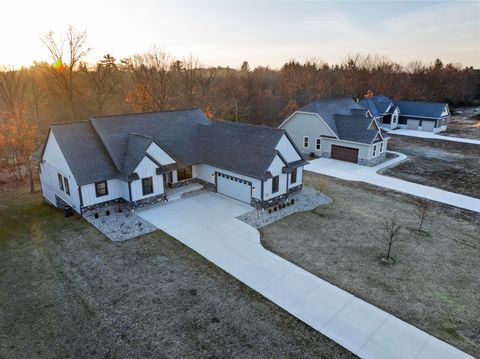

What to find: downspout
left=78, top=186, right=83, bottom=216
left=128, top=181, right=132, bottom=202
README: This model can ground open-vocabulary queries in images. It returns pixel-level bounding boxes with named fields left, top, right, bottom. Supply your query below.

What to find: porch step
left=166, top=184, right=204, bottom=202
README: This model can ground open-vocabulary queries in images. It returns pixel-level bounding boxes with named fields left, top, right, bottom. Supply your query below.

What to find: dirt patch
left=445, top=107, right=480, bottom=139
left=261, top=173, right=480, bottom=358
left=384, top=135, right=480, bottom=198
left=0, top=187, right=354, bottom=359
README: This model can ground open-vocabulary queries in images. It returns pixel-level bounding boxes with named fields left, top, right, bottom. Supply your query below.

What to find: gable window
left=272, top=176, right=279, bottom=193
left=177, top=166, right=192, bottom=181
left=142, top=177, right=154, bottom=196
left=58, top=173, right=64, bottom=191
left=95, top=181, right=108, bottom=197
left=303, top=136, right=309, bottom=148
left=291, top=169, right=297, bottom=184
left=373, top=145, right=377, bottom=157
left=315, top=138, right=321, bottom=150
left=64, top=177, right=70, bottom=195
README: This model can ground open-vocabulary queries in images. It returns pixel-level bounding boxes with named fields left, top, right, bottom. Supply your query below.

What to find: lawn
left=261, top=172, right=480, bottom=358
left=384, top=135, right=480, bottom=198
left=0, top=186, right=354, bottom=359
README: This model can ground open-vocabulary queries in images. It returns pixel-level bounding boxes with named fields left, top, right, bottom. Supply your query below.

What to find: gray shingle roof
left=45, top=109, right=299, bottom=185
left=299, top=98, right=366, bottom=136
left=333, top=114, right=381, bottom=144
left=49, top=121, right=118, bottom=185
left=359, top=97, right=393, bottom=118
left=393, top=100, right=448, bottom=119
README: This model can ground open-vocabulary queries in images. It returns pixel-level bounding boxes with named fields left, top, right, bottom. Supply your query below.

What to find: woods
left=0, top=26, right=479, bottom=187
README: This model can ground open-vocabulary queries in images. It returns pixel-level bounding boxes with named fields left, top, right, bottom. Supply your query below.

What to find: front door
left=163, top=172, right=173, bottom=188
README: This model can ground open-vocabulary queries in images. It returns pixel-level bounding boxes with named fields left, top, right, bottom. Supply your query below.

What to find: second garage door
left=331, top=145, right=359, bottom=164
left=216, top=173, right=252, bottom=204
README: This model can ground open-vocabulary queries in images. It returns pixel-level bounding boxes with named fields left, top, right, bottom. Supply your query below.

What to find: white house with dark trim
left=360, top=96, right=450, bottom=132
left=38, top=109, right=307, bottom=215
left=279, top=98, right=389, bottom=166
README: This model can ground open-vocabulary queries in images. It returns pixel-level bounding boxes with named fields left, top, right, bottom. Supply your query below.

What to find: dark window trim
left=142, top=177, right=154, bottom=196
left=272, top=175, right=279, bottom=194
left=64, top=177, right=70, bottom=195
left=58, top=173, right=64, bottom=191
left=291, top=168, right=297, bottom=184
left=315, top=138, right=321, bottom=150
left=95, top=180, right=109, bottom=197
left=177, top=166, right=193, bottom=182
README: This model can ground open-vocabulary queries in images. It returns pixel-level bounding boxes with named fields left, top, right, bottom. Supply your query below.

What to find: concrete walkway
left=138, top=193, right=473, bottom=359
left=387, top=129, right=480, bottom=145
left=305, top=154, right=480, bottom=213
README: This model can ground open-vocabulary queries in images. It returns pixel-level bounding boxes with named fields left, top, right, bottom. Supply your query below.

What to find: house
left=279, top=98, right=389, bottom=166
left=37, top=109, right=307, bottom=215
left=360, top=96, right=450, bottom=132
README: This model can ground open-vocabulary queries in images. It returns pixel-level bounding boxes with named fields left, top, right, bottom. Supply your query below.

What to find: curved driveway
left=138, top=192, right=473, bottom=359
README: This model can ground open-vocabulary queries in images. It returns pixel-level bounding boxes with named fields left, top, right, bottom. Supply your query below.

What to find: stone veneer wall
left=251, top=184, right=303, bottom=209
left=358, top=152, right=386, bottom=167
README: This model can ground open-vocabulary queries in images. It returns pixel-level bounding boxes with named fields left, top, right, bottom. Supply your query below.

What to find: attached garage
left=216, top=172, right=252, bottom=204
left=331, top=145, right=359, bottom=164
left=407, top=119, right=420, bottom=130
left=421, top=121, right=435, bottom=132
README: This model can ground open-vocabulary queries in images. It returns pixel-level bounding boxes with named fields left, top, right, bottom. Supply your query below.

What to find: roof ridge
left=50, top=120, right=90, bottom=126
left=210, top=119, right=284, bottom=132
left=91, top=107, right=202, bottom=119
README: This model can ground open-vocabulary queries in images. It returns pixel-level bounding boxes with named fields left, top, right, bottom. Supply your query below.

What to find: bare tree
left=415, top=198, right=430, bottom=235
left=81, top=54, right=119, bottom=115
left=41, top=25, right=91, bottom=120
left=380, top=216, right=402, bottom=264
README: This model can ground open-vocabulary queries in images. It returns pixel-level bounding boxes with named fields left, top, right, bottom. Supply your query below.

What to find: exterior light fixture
left=252, top=186, right=256, bottom=192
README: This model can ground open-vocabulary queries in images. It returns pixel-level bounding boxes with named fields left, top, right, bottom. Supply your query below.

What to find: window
left=64, top=177, right=70, bottom=195
left=373, top=145, right=377, bottom=157
left=58, top=173, right=64, bottom=191
left=315, top=138, right=321, bottom=150
left=303, top=136, right=309, bottom=148
left=380, top=142, right=384, bottom=153
left=142, top=177, right=153, bottom=195
left=95, top=181, right=108, bottom=197
left=291, top=168, right=297, bottom=184
left=177, top=166, right=192, bottom=181
left=272, top=176, right=279, bottom=193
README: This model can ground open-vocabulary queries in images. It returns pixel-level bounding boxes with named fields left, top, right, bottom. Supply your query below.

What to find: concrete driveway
left=387, top=129, right=480, bottom=145
left=305, top=154, right=480, bottom=213
left=138, top=192, right=472, bottom=359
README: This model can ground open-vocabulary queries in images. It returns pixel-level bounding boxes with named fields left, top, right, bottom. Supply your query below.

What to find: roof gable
left=393, top=100, right=449, bottom=118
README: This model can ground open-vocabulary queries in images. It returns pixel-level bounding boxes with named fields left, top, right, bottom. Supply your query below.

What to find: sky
left=1, top=0, right=479, bottom=69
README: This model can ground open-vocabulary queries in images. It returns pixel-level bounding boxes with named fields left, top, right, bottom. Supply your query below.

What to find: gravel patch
left=84, top=210, right=157, bottom=241
left=238, top=187, right=331, bottom=228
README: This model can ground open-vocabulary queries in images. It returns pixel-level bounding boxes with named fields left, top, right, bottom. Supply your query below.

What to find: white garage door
left=421, top=121, right=435, bottom=132
left=407, top=119, right=420, bottom=130
left=216, top=173, right=252, bottom=204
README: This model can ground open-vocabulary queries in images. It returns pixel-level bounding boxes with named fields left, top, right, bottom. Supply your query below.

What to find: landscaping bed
left=261, top=172, right=480, bottom=358
left=0, top=186, right=354, bottom=359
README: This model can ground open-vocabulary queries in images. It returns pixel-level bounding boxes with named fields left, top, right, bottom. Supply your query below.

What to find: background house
left=279, top=98, right=389, bottom=166
left=360, top=96, right=450, bottom=132
left=38, top=109, right=307, bottom=215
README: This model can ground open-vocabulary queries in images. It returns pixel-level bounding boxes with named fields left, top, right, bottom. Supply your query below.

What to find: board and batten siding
left=80, top=179, right=128, bottom=207
left=275, top=134, right=302, bottom=163
left=263, top=155, right=288, bottom=200
left=280, top=112, right=337, bottom=156
left=146, top=142, right=175, bottom=165
left=193, top=164, right=262, bottom=200
left=40, top=131, right=81, bottom=213
left=290, top=167, right=303, bottom=188
left=130, top=156, right=164, bottom=201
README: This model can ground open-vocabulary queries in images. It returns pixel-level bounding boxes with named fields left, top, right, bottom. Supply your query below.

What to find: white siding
left=289, top=167, right=303, bottom=188
left=264, top=155, right=288, bottom=200
left=146, top=142, right=175, bottom=165
left=130, top=156, right=164, bottom=201
left=275, top=134, right=301, bottom=163
left=194, top=164, right=262, bottom=200
left=40, top=132, right=81, bottom=212
left=81, top=179, right=128, bottom=207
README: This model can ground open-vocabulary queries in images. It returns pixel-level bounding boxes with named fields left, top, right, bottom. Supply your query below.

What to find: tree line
left=1, top=26, right=479, bottom=187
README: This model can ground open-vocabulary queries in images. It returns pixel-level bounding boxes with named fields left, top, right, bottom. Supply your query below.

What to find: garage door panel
left=407, top=119, right=420, bottom=130
left=422, top=121, right=435, bottom=132
left=331, top=145, right=359, bottom=164
left=216, top=173, right=251, bottom=204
